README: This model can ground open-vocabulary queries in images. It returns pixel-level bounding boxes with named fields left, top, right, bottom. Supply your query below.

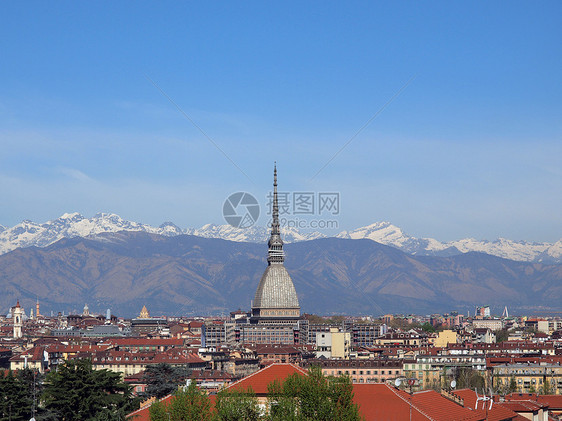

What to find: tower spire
left=267, top=162, right=284, bottom=264
left=272, top=162, right=279, bottom=235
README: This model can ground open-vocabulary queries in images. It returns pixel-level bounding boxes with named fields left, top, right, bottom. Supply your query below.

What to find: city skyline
left=1, top=2, right=561, bottom=242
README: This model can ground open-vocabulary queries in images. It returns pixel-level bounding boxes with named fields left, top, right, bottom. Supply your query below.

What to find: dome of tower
left=253, top=264, right=300, bottom=309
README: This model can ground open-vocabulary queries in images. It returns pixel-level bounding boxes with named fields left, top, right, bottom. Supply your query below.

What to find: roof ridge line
left=387, top=385, right=435, bottom=421
left=226, top=362, right=307, bottom=391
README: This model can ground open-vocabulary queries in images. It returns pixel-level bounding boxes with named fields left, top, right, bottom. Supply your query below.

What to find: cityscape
left=1, top=2, right=561, bottom=421
left=2, top=168, right=562, bottom=420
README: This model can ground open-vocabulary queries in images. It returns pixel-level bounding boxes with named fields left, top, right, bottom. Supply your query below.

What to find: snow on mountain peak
left=336, top=221, right=409, bottom=246
left=59, top=212, right=83, bottom=220
left=0, top=213, right=560, bottom=264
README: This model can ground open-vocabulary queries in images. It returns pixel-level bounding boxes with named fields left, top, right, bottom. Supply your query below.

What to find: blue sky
left=1, top=1, right=560, bottom=242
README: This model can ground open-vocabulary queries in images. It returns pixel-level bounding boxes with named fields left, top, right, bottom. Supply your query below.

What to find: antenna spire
left=272, top=162, right=279, bottom=235
left=267, top=162, right=284, bottom=264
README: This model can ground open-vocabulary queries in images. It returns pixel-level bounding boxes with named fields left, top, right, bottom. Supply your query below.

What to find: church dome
left=253, top=264, right=300, bottom=309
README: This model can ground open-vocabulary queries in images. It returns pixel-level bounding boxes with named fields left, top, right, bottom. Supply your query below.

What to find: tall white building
left=13, top=300, right=23, bottom=339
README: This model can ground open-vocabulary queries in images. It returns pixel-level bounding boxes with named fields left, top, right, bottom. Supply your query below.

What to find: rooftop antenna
left=475, top=389, right=493, bottom=411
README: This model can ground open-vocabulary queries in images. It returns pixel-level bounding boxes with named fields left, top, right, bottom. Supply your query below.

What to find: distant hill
left=1, top=231, right=560, bottom=317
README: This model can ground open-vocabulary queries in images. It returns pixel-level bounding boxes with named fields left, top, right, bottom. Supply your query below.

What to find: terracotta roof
left=451, top=389, right=518, bottom=421
left=353, top=384, right=431, bottom=420
left=412, top=389, right=484, bottom=421
left=503, top=392, right=562, bottom=409
left=353, top=384, right=483, bottom=421
left=536, top=395, right=562, bottom=409
left=227, top=363, right=307, bottom=395
left=10, top=346, right=44, bottom=362
left=498, top=401, right=541, bottom=413
left=46, top=344, right=110, bottom=353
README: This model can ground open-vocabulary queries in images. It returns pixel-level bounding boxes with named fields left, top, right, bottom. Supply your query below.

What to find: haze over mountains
left=0, top=213, right=560, bottom=263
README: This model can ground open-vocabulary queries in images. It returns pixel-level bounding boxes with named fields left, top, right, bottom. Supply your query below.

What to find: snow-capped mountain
left=0, top=213, right=183, bottom=255
left=0, top=213, right=324, bottom=255
left=185, top=224, right=325, bottom=243
left=337, top=222, right=562, bottom=263
left=0, top=213, right=560, bottom=264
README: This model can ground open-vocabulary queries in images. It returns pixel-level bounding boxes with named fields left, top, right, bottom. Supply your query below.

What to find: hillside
left=1, top=232, right=561, bottom=317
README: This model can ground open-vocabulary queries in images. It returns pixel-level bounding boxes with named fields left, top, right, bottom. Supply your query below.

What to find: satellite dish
left=395, top=378, right=402, bottom=387
left=451, top=380, right=457, bottom=389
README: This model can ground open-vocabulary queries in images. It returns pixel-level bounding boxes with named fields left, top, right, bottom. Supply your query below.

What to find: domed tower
left=13, top=300, right=23, bottom=339
left=251, top=164, right=300, bottom=323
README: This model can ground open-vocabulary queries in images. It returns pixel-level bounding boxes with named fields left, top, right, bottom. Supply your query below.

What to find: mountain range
left=1, top=230, right=561, bottom=318
left=0, top=213, right=561, bottom=263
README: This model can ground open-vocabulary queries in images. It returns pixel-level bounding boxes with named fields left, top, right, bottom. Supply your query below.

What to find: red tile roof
left=353, top=384, right=483, bottom=421
left=536, top=395, right=562, bottom=409
left=411, top=389, right=484, bottom=421
left=227, top=363, right=307, bottom=395
left=10, top=346, right=44, bottom=362
left=451, top=389, right=517, bottom=421
left=127, top=365, right=518, bottom=421
left=498, top=401, right=541, bottom=413
left=503, top=392, right=562, bottom=410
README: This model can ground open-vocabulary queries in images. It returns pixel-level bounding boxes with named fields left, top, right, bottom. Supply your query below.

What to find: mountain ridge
left=0, top=213, right=560, bottom=263
left=1, top=231, right=561, bottom=317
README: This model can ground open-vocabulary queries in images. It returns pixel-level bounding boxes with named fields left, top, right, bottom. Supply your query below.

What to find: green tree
left=0, top=368, right=58, bottom=421
left=0, top=370, right=32, bottom=421
left=214, top=387, right=261, bottom=421
left=149, top=381, right=212, bottom=421
left=421, top=323, right=436, bottom=333
left=540, top=379, right=552, bottom=395
left=148, top=399, right=168, bottom=421
left=267, top=366, right=362, bottom=421
left=495, top=329, right=509, bottom=343
left=508, top=376, right=517, bottom=393
left=143, top=363, right=190, bottom=399
left=455, top=368, right=485, bottom=392
left=42, top=359, right=138, bottom=421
